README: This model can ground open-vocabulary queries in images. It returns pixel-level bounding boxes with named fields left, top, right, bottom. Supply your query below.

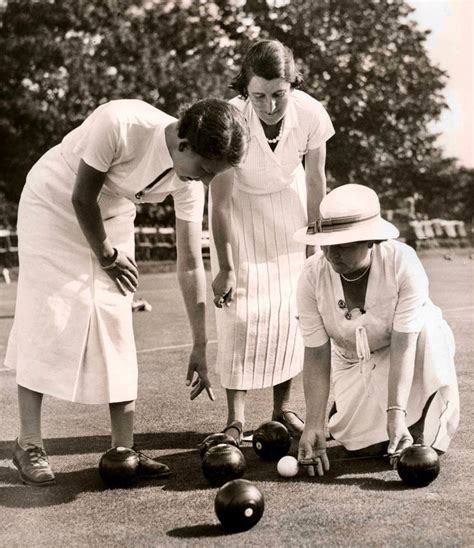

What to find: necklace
left=340, top=257, right=372, bottom=283
left=265, top=120, right=283, bottom=144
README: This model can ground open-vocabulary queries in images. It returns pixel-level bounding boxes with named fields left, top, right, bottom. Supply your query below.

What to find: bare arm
left=386, top=330, right=419, bottom=454
left=304, top=144, right=327, bottom=257
left=298, top=340, right=332, bottom=476
left=210, top=169, right=235, bottom=307
left=175, top=217, right=214, bottom=401
left=71, top=159, right=138, bottom=295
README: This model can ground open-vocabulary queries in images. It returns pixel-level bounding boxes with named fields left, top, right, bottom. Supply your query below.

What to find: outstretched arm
left=386, top=330, right=419, bottom=454
left=175, top=217, right=214, bottom=401
left=210, top=170, right=235, bottom=308
left=298, top=340, right=332, bottom=476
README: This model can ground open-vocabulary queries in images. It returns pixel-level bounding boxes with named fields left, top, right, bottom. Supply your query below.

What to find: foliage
left=0, top=0, right=471, bottom=221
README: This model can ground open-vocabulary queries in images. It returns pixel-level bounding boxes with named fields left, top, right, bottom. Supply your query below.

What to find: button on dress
left=4, top=100, right=205, bottom=404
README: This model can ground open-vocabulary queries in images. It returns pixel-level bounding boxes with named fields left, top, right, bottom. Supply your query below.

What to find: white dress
left=4, top=100, right=204, bottom=404
left=210, top=90, right=334, bottom=390
left=296, top=240, right=459, bottom=452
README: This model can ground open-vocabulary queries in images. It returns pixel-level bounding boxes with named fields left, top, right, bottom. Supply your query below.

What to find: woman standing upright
left=210, top=40, right=335, bottom=442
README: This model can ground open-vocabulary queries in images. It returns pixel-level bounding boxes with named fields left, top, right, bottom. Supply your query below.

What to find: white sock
left=18, top=435, right=44, bottom=450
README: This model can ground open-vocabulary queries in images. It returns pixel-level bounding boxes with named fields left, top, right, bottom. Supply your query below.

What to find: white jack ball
left=277, top=455, right=299, bottom=478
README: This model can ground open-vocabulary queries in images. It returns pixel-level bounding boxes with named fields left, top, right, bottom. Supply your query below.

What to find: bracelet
left=386, top=406, right=407, bottom=415
left=101, top=248, right=120, bottom=270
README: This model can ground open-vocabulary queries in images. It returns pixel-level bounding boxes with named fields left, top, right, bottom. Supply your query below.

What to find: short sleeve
left=172, top=181, right=205, bottom=223
left=307, top=102, right=335, bottom=151
left=296, top=258, right=330, bottom=347
left=392, top=245, right=430, bottom=333
left=77, top=104, right=121, bottom=173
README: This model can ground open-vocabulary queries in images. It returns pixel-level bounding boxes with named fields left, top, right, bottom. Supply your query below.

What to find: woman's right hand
left=298, top=429, right=330, bottom=477
left=212, top=269, right=235, bottom=308
left=103, top=253, right=139, bottom=296
left=386, top=409, right=413, bottom=458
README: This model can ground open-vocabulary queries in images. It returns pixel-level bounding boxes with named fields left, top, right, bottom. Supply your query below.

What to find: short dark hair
left=178, top=99, right=248, bottom=166
left=230, top=39, right=303, bottom=99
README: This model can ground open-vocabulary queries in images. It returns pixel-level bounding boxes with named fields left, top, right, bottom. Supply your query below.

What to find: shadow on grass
left=0, top=435, right=408, bottom=508
left=0, top=461, right=179, bottom=509
left=161, top=444, right=407, bottom=493
left=0, top=431, right=209, bottom=459
left=167, top=524, right=230, bottom=539
left=0, top=432, right=213, bottom=508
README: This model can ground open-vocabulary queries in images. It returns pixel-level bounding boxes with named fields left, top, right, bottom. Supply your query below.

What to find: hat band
left=306, top=212, right=380, bottom=235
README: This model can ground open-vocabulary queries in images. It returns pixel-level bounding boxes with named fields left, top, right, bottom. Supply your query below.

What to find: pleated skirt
left=210, top=176, right=307, bottom=390
left=4, top=146, right=138, bottom=404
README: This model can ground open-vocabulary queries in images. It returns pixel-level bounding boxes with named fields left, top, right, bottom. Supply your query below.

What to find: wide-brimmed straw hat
left=294, top=184, right=399, bottom=246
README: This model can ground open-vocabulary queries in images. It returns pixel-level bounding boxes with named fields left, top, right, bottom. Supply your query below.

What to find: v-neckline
left=253, top=112, right=284, bottom=158
left=331, top=250, right=380, bottom=315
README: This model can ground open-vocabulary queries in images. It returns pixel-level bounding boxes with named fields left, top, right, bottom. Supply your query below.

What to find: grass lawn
left=0, top=250, right=472, bottom=547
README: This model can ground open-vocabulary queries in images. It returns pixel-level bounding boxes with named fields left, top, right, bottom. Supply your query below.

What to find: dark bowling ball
left=201, top=443, right=246, bottom=487
left=215, top=479, right=264, bottom=532
left=397, top=444, right=440, bottom=487
left=98, top=446, right=139, bottom=488
left=252, top=420, right=291, bottom=461
left=198, top=432, right=239, bottom=459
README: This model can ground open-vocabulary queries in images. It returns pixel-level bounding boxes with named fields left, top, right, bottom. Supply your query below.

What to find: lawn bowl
left=252, top=421, right=292, bottom=461
left=201, top=443, right=246, bottom=487
left=198, top=432, right=239, bottom=459
left=98, top=447, right=139, bottom=488
left=215, top=479, right=264, bottom=532
left=397, top=444, right=440, bottom=487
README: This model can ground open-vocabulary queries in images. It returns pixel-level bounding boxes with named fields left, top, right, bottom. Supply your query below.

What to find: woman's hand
left=297, top=429, right=330, bottom=477
left=386, top=409, right=413, bottom=460
left=103, top=252, right=139, bottom=296
left=186, top=343, right=215, bottom=401
left=212, top=269, right=235, bottom=308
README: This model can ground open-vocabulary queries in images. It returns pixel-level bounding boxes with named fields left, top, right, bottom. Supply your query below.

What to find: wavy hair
left=178, top=99, right=248, bottom=166
left=230, top=39, right=303, bottom=99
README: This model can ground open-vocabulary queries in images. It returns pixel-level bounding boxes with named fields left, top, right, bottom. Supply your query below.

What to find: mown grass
left=0, top=251, right=472, bottom=547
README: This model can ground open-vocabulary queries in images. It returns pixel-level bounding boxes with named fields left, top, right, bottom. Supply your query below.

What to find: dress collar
left=155, top=124, right=174, bottom=172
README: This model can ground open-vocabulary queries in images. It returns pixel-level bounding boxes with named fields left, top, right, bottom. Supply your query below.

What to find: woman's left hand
left=186, top=343, right=215, bottom=401
left=103, top=253, right=139, bottom=295
left=386, top=410, right=413, bottom=461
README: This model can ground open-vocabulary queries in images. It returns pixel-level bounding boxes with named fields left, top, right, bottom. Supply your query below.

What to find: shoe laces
left=24, top=445, right=49, bottom=466
left=131, top=446, right=151, bottom=461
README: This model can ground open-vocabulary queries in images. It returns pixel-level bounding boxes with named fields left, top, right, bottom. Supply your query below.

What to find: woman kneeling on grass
left=295, top=184, right=459, bottom=476
left=5, top=98, right=248, bottom=486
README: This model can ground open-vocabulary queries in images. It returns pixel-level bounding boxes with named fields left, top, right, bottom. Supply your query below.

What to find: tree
left=0, top=0, right=248, bottom=200
left=0, top=0, right=470, bottom=221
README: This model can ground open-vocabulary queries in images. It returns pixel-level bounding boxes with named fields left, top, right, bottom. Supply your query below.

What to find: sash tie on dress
left=356, top=326, right=372, bottom=393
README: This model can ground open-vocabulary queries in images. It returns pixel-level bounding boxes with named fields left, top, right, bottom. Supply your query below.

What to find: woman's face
left=246, top=75, right=291, bottom=126
left=173, top=144, right=232, bottom=186
left=321, top=242, right=371, bottom=275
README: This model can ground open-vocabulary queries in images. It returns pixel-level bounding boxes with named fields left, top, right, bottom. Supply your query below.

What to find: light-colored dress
left=4, top=99, right=204, bottom=404
left=296, top=240, right=459, bottom=452
left=210, top=90, right=334, bottom=390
